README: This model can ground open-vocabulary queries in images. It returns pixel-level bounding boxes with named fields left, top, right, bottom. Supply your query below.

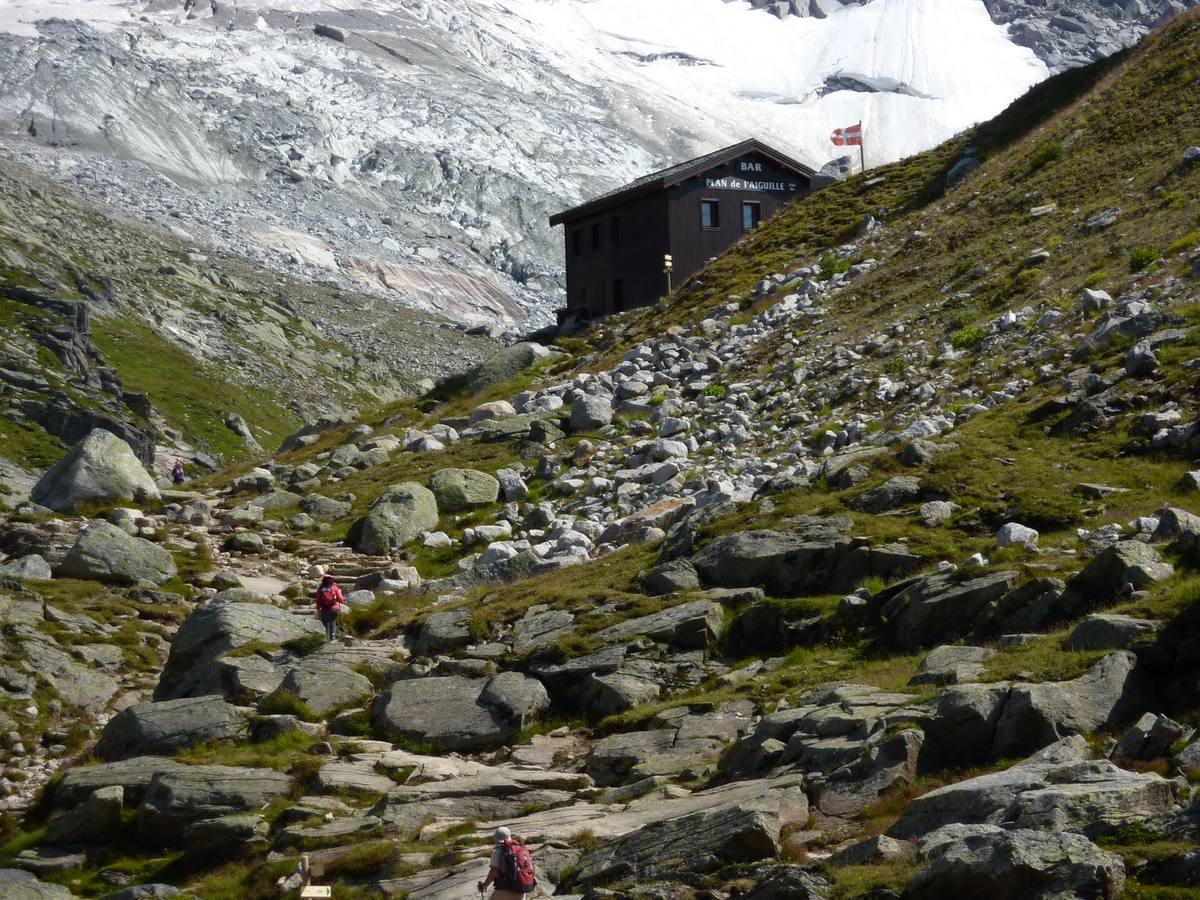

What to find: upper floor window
left=571, top=230, right=581, bottom=258
left=701, top=199, right=720, bottom=229
left=611, top=217, right=621, bottom=245
left=591, top=222, right=602, bottom=251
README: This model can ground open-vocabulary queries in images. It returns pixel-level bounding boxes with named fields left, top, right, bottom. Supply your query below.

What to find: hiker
left=171, top=458, right=186, bottom=485
left=314, top=573, right=345, bottom=641
left=478, top=826, right=536, bottom=899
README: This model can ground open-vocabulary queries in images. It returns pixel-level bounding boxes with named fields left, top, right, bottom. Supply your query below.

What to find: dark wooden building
left=549, top=139, right=815, bottom=323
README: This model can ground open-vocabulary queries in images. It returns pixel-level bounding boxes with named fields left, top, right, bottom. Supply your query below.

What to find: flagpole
left=859, top=121, right=866, bottom=174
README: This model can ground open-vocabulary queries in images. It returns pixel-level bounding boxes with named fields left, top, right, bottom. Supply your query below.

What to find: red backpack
left=496, top=838, right=536, bottom=893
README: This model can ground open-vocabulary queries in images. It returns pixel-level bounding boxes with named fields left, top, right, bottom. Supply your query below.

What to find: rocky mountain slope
left=0, top=152, right=499, bottom=499
left=1, top=8, right=1200, bottom=900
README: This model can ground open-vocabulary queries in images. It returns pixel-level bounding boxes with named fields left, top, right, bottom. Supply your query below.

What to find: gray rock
left=880, top=570, right=1018, bottom=651
left=415, top=608, right=473, bottom=656
left=642, top=559, right=700, bottom=595
left=182, top=813, right=268, bottom=861
left=995, top=522, right=1038, bottom=549
left=31, top=429, right=159, bottom=513
left=44, top=785, right=123, bottom=845
left=906, top=830, right=1125, bottom=900
left=467, top=342, right=555, bottom=393
left=826, top=834, right=913, bottom=867
left=570, top=395, right=614, bottom=431
left=54, top=757, right=184, bottom=808
left=301, top=494, right=351, bottom=521
left=1126, top=341, right=1159, bottom=377
left=990, top=652, right=1145, bottom=760
left=512, top=605, right=575, bottom=655
left=909, top=644, right=995, bottom=686
left=355, top=482, right=439, bottom=555
left=0, top=554, right=53, bottom=581
left=274, top=656, right=373, bottom=717
left=1066, top=613, right=1158, bottom=651
left=371, top=674, right=544, bottom=752
left=139, top=765, right=292, bottom=845
left=57, top=522, right=177, bottom=585
left=0, top=868, right=79, bottom=898
left=593, top=600, right=725, bottom=650
left=155, top=602, right=323, bottom=701
left=101, top=885, right=181, bottom=899
left=1068, top=540, right=1174, bottom=601
left=691, top=519, right=921, bottom=596
left=479, top=671, right=550, bottom=729
left=848, top=475, right=922, bottom=513
left=1084, top=207, right=1120, bottom=232
left=96, top=696, right=246, bottom=760
left=428, top=468, right=500, bottom=512
left=572, top=805, right=785, bottom=885
left=223, top=532, right=265, bottom=554
left=738, top=864, right=831, bottom=900
left=1111, top=712, right=1191, bottom=761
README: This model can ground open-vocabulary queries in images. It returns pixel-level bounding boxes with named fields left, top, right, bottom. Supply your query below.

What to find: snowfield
left=0, top=1, right=1054, bottom=326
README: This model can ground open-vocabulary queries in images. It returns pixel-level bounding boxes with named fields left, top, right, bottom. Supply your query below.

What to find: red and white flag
left=831, top=122, right=863, bottom=147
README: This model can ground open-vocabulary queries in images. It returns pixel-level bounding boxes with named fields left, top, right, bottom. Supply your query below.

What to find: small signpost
left=300, top=888, right=332, bottom=899
left=663, top=253, right=674, bottom=294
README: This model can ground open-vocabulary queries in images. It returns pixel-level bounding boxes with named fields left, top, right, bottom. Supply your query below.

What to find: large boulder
left=569, top=395, right=614, bottom=432
left=905, top=829, right=1125, bottom=900
left=96, top=697, right=247, bottom=761
left=31, top=429, right=159, bottom=513
left=182, top=813, right=269, bottom=862
left=57, top=522, right=177, bottom=585
left=53, top=757, right=185, bottom=808
left=1067, top=540, right=1174, bottom=602
left=690, top=520, right=921, bottom=596
left=0, top=869, right=79, bottom=899
left=44, top=785, right=123, bottom=846
left=414, top=609, right=473, bottom=656
left=879, top=571, right=1018, bottom=651
left=991, top=652, right=1145, bottom=760
left=593, top=600, right=725, bottom=650
left=467, top=342, right=556, bottom=393
left=372, top=674, right=547, bottom=752
left=848, top=475, right=922, bottom=513
left=355, top=483, right=439, bottom=555
left=572, top=805, right=786, bottom=886
left=428, top=469, right=500, bottom=513
left=154, top=602, right=323, bottom=701
left=273, top=656, right=373, bottom=717
left=1066, top=613, right=1158, bottom=651
left=138, top=765, right=292, bottom=846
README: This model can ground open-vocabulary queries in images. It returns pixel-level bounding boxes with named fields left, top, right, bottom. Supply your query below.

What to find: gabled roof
left=548, top=138, right=816, bottom=227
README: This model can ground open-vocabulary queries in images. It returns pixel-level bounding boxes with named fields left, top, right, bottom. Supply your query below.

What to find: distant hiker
left=478, top=826, right=536, bottom=899
left=314, top=573, right=345, bottom=641
left=171, top=459, right=186, bottom=485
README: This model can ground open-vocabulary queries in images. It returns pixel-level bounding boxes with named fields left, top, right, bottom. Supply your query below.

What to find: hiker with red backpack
left=314, top=572, right=346, bottom=641
left=479, top=826, right=536, bottom=899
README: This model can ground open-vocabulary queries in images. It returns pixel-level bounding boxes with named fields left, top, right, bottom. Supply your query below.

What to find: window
left=701, top=199, right=720, bottom=229
left=591, top=222, right=602, bottom=251
left=571, top=230, right=581, bottom=258
left=612, top=278, right=624, bottom=312
left=611, top=217, right=621, bottom=245
left=742, top=201, right=761, bottom=231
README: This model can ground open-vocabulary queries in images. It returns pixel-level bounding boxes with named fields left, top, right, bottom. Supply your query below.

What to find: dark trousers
left=319, top=610, right=338, bottom=640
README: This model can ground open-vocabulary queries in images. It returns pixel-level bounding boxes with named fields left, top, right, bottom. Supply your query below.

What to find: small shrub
left=1129, top=245, right=1162, bottom=273
left=702, top=383, right=727, bottom=399
left=818, top=254, right=853, bottom=280
left=258, top=690, right=319, bottom=722
left=1025, top=141, right=1062, bottom=174
left=281, top=634, right=325, bottom=657
left=950, top=327, right=987, bottom=350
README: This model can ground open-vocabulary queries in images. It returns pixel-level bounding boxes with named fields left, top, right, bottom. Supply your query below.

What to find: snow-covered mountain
left=0, top=0, right=1183, bottom=327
